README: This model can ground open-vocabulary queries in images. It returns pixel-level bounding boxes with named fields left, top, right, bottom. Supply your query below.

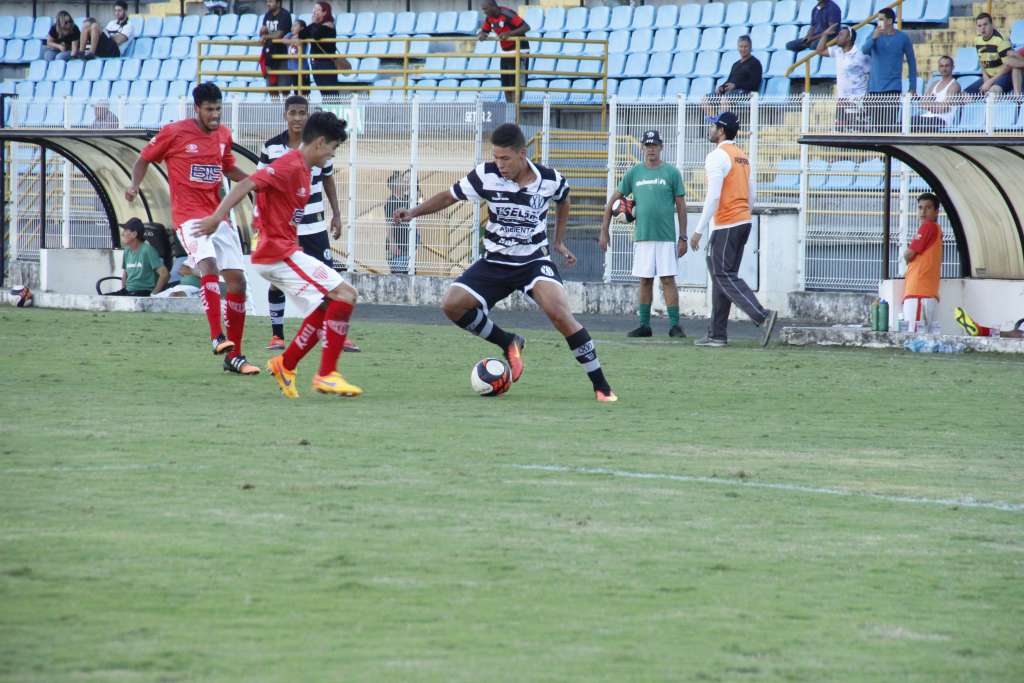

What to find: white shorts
left=903, top=296, right=937, bottom=330
left=252, top=251, right=345, bottom=317
left=177, top=219, right=245, bottom=271
left=631, top=241, right=679, bottom=278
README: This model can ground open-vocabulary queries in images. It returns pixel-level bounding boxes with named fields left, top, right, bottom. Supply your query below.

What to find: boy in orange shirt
left=902, top=192, right=943, bottom=330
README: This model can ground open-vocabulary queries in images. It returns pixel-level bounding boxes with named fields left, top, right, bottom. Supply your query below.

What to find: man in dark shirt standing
left=786, top=0, right=841, bottom=53
left=260, top=0, right=293, bottom=96
left=704, top=35, right=762, bottom=115
left=477, top=0, right=531, bottom=102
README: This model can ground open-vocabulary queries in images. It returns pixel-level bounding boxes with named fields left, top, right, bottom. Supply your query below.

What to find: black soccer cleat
left=627, top=324, right=653, bottom=338
left=224, top=355, right=260, bottom=375
left=668, top=324, right=686, bottom=338
left=211, top=334, right=235, bottom=355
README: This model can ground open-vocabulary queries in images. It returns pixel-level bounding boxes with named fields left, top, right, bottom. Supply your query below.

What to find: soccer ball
left=611, top=197, right=635, bottom=223
left=470, top=358, right=512, bottom=397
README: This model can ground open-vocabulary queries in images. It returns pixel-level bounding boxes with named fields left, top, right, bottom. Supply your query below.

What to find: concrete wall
left=880, top=278, right=1024, bottom=335
left=40, top=248, right=119, bottom=296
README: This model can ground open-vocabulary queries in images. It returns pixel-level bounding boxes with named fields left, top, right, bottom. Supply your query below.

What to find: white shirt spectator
left=829, top=45, right=870, bottom=98
left=104, top=17, right=133, bottom=49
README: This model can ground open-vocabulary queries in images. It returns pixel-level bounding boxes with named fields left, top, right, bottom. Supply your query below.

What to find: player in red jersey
left=194, top=111, right=361, bottom=398
left=125, top=83, right=259, bottom=375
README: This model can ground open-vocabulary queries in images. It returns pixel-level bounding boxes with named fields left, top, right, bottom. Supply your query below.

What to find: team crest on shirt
left=190, top=164, right=222, bottom=183
left=185, top=143, right=199, bottom=154
left=297, top=187, right=307, bottom=198
left=529, top=194, right=545, bottom=210
left=541, top=265, right=554, bottom=277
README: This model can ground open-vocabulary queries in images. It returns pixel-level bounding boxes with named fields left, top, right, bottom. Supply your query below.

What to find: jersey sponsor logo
left=541, top=265, right=554, bottom=277
left=529, top=193, right=546, bottom=210
left=494, top=205, right=542, bottom=223
left=185, top=143, right=199, bottom=154
left=635, top=178, right=667, bottom=187
left=190, top=164, right=223, bottom=183
left=297, top=187, right=308, bottom=198
left=291, top=208, right=305, bottom=225
left=326, top=320, right=349, bottom=336
left=734, top=157, right=750, bottom=166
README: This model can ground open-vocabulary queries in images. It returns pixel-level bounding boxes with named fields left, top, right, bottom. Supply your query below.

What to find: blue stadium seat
left=452, top=78, right=476, bottom=101
left=807, top=159, right=829, bottom=188
left=566, top=77, right=592, bottom=103
left=650, top=5, right=675, bottom=31
left=1011, top=20, right=1024, bottom=47
left=521, top=78, right=546, bottom=103
left=993, top=101, right=1020, bottom=130
left=32, top=16, right=49, bottom=40
left=646, top=51, right=672, bottom=77
left=394, top=12, right=415, bottom=34
left=91, top=80, right=110, bottom=100
left=32, top=80, right=51, bottom=99
left=772, top=0, right=798, bottom=25
left=950, top=101, right=984, bottom=131
left=232, top=13, right=255, bottom=37
left=118, top=58, right=139, bottom=81
left=20, top=38, right=40, bottom=62
left=118, top=102, right=139, bottom=126
left=168, top=79, right=189, bottom=99
left=824, top=160, right=856, bottom=190
left=335, top=14, right=355, bottom=35
left=414, top=12, right=437, bottom=34
left=651, top=28, right=676, bottom=53
left=2, top=37, right=21, bottom=62
left=353, top=12, right=374, bottom=35
left=131, top=36, right=153, bottom=60
left=665, top=76, right=689, bottom=98
left=693, top=51, right=720, bottom=77
left=725, top=2, right=750, bottom=26
left=479, top=78, right=503, bottom=101
left=553, top=57, right=577, bottom=75
left=923, top=0, right=950, bottom=23
left=139, top=58, right=161, bottom=81
left=561, top=31, right=585, bottom=55
left=43, top=102, right=64, bottom=127
left=749, top=24, right=773, bottom=51
left=723, top=25, right=751, bottom=50
left=139, top=102, right=160, bottom=127
left=537, top=32, right=563, bottom=55
left=699, top=27, right=725, bottom=51
left=622, top=52, right=648, bottom=77
left=180, top=15, right=200, bottom=36
left=14, top=80, right=33, bottom=97
left=762, top=76, right=791, bottom=99
left=128, top=16, right=144, bottom=39
left=953, top=47, right=979, bottom=75
left=608, top=29, right=629, bottom=54
left=434, top=77, right=458, bottom=102
left=639, top=77, right=665, bottom=101
left=816, top=54, right=837, bottom=77
left=26, top=59, right=45, bottom=81
left=45, top=60, right=65, bottom=81
left=369, top=79, right=393, bottom=102
left=13, top=16, right=32, bottom=39
left=129, top=79, right=149, bottom=99
left=897, top=0, right=926, bottom=22
left=549, top=77, right=572, bottom=103
left=845, top=0, right=873, bottom=24
left=199, top=14, right=219, bottom=37
left=688, top=76, right=715, bottom=101
left=109, top=79, right=129, bottom=99
left=158, top=102, right=178, bottom=124
left=617, top=77, right=641, bottom=101
left=771, top=25, right=798, bottom=51
left=767, top=50, right=795, bottom=77
left=62, top=58, right=84, bottom=82
left=701, top=3, right=727, bottom=27
left=0, top=16, right=14, bottom=39
left=375, top=12, right=397, bottom=35
left=609, top=6, right=633, bottom=32
left=367, top=40, right=389, bottom=56
left=452, top=11, right=475, bottom=34
left=543, top=8, right=566, bottom=33
left=562, top=7, right=586, bottom=33
left=628, top=28, right=653, bottom=53
left=718, top=50, right=740, bottom=77
left=81, top=58, right=103, bottom=81
left=149, top=79, right=169, bottom=99
left=523, top=7, right=543, bottom=31
left=771, top=159, right=800, bottom=189
left=218, top=14, right=238, bottom=36
left=583, top=30, right=607, bottom=55
left=606, top=53, right=626, bottom=77
left=143, top=16, right=162, bottom=37
left=52, top=79, right=71, bottom=99
left=586, top=6, right=610, bottom=31
left=171, top=36, right=190, bottom=59
left=415, top=55, right=443, bottom=79
left=748, top=1, right=773, bottom=27
left=355, top=56, right=380, bottom=82
left=797, top=0, right=818, bottom=25
left=158, top=14, right=180, bottom=37
left=631, top=5, right=655, bottom=29
left=671, top=51, right=696, bottom=77
left=444, top=55, right=468, bottom=75
left=678, top=5, right=702, bottom=28
left=158, top=58, right=179, bottom=81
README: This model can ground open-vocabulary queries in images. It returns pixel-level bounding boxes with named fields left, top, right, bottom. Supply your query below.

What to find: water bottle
left=870, top=301, right=880, bottom=331
left=878, top=300, right=889, bottom=332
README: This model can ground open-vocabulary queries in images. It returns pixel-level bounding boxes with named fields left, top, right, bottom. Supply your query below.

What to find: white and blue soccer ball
left=470, top=358, right=512, bottom=397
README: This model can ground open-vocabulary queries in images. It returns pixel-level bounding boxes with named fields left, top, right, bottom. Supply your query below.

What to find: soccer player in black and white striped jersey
left=393, top=123, right=617, bottom=402
left=258, top=95, right=360, bottom=352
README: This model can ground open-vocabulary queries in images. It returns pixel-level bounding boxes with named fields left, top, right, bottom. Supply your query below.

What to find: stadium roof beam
left=799, top=135, right=1024, bottom=281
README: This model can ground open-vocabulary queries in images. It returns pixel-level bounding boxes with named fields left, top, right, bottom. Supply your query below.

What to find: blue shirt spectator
left=786, top=0, right=842, bottom=52
left=861, top=8, right=917, bottom=93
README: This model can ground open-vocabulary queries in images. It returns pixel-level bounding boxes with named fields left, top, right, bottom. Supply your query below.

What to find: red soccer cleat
left=595, top=389, right=618, bottom=402
left=267, top=335, right=286, bottom=350
left=503, top=334, right=525, bottom=382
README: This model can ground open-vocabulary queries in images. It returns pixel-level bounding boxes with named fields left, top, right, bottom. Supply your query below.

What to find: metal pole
left=882, top=153, right=892, bottom=281
left=796, top=93, right=810, bottom=290
left=407, top=96, right=419, bottom=275
left=471, top=96, right=482, bottom=262
left=541, top=96, right=551, bottom=166
left=748, top=92, right=760, bottom=193
left=39, top=146, right=47, bottom=251
left=62, top=97, right=71, bottom=248
left=603, top=96, right=617, bottom=284
left=0, top=139, right=6, bottom=288
left=10, top=142, right=20, bottom=263
left=345, top=93, right=359, bottom=272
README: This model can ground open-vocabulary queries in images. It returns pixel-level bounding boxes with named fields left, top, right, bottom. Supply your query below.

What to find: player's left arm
left=323, top=170, right=343, bottom=238
left=904, top=222, right=938, bottom=262
left=193, top=178, right=258, bottom=236
left=551, top=196, right=576, bottom=266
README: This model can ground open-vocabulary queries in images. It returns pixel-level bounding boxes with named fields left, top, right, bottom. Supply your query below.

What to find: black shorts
left=298, top=230, right=334, bottom=268
left=453, top=258, right=563, bottom=312
left=96, top=33, right=121, bottom=57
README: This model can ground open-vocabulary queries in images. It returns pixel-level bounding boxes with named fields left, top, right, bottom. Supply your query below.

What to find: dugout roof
left=0, top=129, right=258, bottom=247
left=800, top=135, right=1024, bottom=280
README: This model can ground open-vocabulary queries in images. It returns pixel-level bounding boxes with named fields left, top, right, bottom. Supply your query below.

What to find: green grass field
left=2, top=306, right=1023, bottom=682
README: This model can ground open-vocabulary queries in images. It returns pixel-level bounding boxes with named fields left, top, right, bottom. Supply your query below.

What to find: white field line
left=507, top=464, right=1024, bottom=513
left=1, top=463, right=205, bottom=474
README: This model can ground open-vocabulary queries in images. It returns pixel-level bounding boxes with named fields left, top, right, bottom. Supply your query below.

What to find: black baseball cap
left=705, top=111, right=741, bottom=135
left=641, top=129, right=663, bottom=146
left=119, top=217, right=145, bottom=235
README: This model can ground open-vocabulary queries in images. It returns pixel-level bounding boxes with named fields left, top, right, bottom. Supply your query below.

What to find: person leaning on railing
left=291, top=2, right=351, bottom=97
left=477, top=0, right=532, bottom=103
left=910, top=55, right=961, bottom=132
left=815, top=24, right=871, bottom=131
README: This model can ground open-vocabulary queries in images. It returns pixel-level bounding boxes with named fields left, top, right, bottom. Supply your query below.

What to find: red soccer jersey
left=249, top=149, right=312, bottom=264
left=140, top=119, right=237, bottom=228
left=482, top=7, right=526, bottom=51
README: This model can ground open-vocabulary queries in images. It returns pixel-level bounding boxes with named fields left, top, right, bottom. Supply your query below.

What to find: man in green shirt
left=117, top=218, right=168, bottom=296
left=599, top=130, right=688, bottom=337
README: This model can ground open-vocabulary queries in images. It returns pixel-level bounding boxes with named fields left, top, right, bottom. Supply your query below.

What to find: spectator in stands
left=910, top=55, right=961, bottom=131
left=972, top=42, right=1024, bottom=96
left=901, top=193, right=942, bottom=332
left=44, top=11, right=81, bottom=62
left=964, top=13, right=1014, bottom=95
left=954, top=307, right=1024, bottom=338
left=385, top=170, right=413, bottom=274
left=295, top=2, right=350, bottom=98
left=115, top=218, right=169, bottom=297
left=80, top=0, right=134, bottom=59
left=91, top=101, right=119, bottom=128
left=205, top=0, right=230, bottom=16
left=153, top=262, right=201, bottom=298
left=704, top=35, right=762, bottom=116
left=816, top=24, right=871, bottom=131
left=284, top=19, right=307, bottom=95
left=260, top=0, right=294, bottom=97
left=785, top=0, right=841, bottom=53
left=862, top=8, right=916, bottom=131
left=477, top=0, right=531, bottom=102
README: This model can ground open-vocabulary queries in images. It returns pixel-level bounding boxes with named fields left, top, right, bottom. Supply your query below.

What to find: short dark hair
left=284, top=95, right=308, bottom=111
left=193, top=82, right=222, bottom=106
left=114, top=0, right=128, bottom=10
left=737, top=35, right=752, bottom=45
left=918, top=192, right=939, bottom=210
left=975, top=12, right=992, bottom=22
left=721, top=126, right=738, bottom=141
left=302, top=111, right=348, bottom=144
left=490, top=123, right=526, bottom=150
left=938, top=54, right=953, bottom=64
left=879, top=7, right=895, bottom=20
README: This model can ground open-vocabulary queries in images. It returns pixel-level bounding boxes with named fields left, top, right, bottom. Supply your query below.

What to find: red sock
left=975, top=323, right=992, bottom=337
left=319, top=299, right=354, bottom=376
left=200, top=275, right=224, bottom=339
left=224, top=292, right=247, bottom=358
left=282, top=306, right=326, bottom=371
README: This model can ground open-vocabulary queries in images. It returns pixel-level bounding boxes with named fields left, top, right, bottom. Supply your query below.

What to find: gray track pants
left=706, top=222, right=768, bottom=340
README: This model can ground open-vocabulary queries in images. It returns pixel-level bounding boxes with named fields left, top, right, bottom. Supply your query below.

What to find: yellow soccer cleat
left=595, top=389, right=619, bottom=402
left=954, top=307, right=979, bottom=336
left=312, top=372, right=363, bottom=397
left=267, top=355, right=299, bottom=399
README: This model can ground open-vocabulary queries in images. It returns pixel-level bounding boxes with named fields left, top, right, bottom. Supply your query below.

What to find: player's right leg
left=177, top=221, right=233, bottom=355
left=630, top=243, right=655, bottom=337
left=443, top=262, right=523, bottom=380
left=311, top=281, right=362, bottom=397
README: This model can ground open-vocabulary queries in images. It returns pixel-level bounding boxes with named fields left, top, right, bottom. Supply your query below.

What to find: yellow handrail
left=785, top=0, right=904, bottom=91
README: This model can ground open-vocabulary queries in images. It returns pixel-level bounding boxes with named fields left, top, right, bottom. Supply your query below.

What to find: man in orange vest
left=690, top=112, right=778, bottom=348
left=902, top=193, right=943, bottom=331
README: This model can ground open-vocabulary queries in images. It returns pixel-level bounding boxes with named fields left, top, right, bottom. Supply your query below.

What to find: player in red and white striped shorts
left=193, top=111, right=361, bottom=398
